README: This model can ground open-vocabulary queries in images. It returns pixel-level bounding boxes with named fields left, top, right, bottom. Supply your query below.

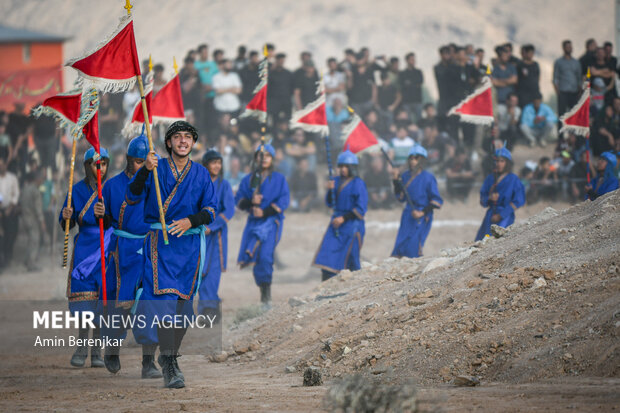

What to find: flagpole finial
left=347, top=106, right=354, bottom=114
left=149, top=55, right=153, bottom=73
left=587, top=67, right=591, bottom=79
left=173, top=57, right=179, bottom=74
left=486, top=64, right=491, bottom=76
left=124, top=0, right=133, bottom=16
left=263, top=44, right=268, bottom=58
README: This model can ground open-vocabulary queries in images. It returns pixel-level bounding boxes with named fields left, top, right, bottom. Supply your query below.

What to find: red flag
left=83, top=111, right=100, bottom=153
left=342, top=112, right=379, bottom=154
left=122, top=70, right=153, bottom=137
left=152, top=74, right=186, bottom=125
left=32, top=90, right=82, bottom=127
left=290, top=83, right=328, bottom=135
left=560, top=81, right=590, bottom=137
left=448, top=77, right=494, bottom=125
left=65, top=16, right=141, bottom=93
left=240, top=59, right=268, bottom=123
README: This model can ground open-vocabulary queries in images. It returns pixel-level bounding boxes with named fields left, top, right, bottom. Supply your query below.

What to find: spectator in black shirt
left=579, top=38, right=598, bottom=75
left=591, top=48, right=617, bottom=105
left=445, top=147, right=475, bottom=202
left=377, top=71, right=401, bottom=127
left=33, top=113, right=57, bottom=171
left=267, top=53, right=294, bottom=121
left=289, top=157, right=318, bottom=212
left=591, top=105, right=617, bottom=156
left=400, top=52, right=424, bottom=122
left=503, top=43, right=521, bottom=66
left=293, top=62, right=319, bottom=110
left=6, top=102, right=30, bottom=176
left=516, top=44, right=541, bottom=108
left=239, top=51, right=260, bottom=105
left=347, top=52, right=377, bottom=117
left=474, top=48, right=488, bottom=77
left=434, top=46, right=453, bottom=117
left=569, top=149, right=589, bottom=202
left=603, top=41, right=617, bottom=72
left=179, top=56, right=202, bottom=118
left=233, top=45, right=248, bottom=71
left=364, top=154, right=392, bottom=209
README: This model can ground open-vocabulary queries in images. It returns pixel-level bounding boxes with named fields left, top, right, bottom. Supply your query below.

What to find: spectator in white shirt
left=324, top=58, right=347, bottom=107
left=212, top=59, right=242, bottom=117
left=0, top=158, right=19, bottom=270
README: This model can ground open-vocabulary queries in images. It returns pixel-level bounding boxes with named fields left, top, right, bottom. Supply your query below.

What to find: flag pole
left=126, top=1, right=169, bottom=244
left=585, top=68, right=592, bottom=186
left=62, top=138, right=77, bottom=268
left=251, top=45, right=269, bottom=194
left=95, top=159, right=107, bottom=304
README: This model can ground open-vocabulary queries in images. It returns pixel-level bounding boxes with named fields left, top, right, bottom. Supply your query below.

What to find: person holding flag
left=475, top=147, right=525, bottom=241
left=391, top=144, right=443, bottom=258
left=312, top=148, right=368, bottom=281
left=126, top=120, right=217, bottom=389
left=59, top=147, right=111, bottom=368
left=198, top=149, right=235, bottom=320
left=99, top=132, right=161, bottom=379
left=235, top=144, right=290, bottom=308
left=586, top=151, right=619, bottom=200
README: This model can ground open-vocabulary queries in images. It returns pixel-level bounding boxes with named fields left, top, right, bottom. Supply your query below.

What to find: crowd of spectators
left=1, top=37, right=620, bottom=271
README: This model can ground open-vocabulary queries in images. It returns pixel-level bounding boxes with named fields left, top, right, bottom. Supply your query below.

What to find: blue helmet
left=255, top=143, right=276, bottom=158
left=337, top=149, right=358, bottom=165
left=408, top=144, right=428, bottom=159
left=84, top=147, right=109, bottom=163
left=127, top=133, right=149, bottom=160
left=494, top=147, right=512, bottom=161
left=601, top=151, right=618, bottom=169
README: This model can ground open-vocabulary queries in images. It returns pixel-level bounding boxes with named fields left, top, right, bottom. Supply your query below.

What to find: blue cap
left=127, top=133, right=149, bottom=160
left=337, top=149, right=359, bottom=165
left=408, top=144, right=428, bottom=159
left=84, top=147, right=109, bottom=163
left=256, top=143, right=276, bottom=158
left=494, top=147, right=512, bottom=161
left=601, top=151, right=618, bottom=169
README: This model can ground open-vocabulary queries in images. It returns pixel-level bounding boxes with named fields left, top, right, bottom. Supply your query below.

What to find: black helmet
left=202, top=149, right=222, bottom=166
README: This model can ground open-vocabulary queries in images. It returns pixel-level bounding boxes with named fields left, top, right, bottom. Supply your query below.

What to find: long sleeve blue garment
left=198, top=177, right=235, bottom=312
left=475, top=173, right=525, bottom=241
left=391, top=169, right=443, bottom=258
left=59, top=180, right=112, bottom=314
left=312, top=176, right=368, bottom=275
left=125, top=159, right=217, bottom=302
left=235, top=171, right=289, bottom=285
left=101, top=171, right=157, bottom=343
left=521, top=103, right=557, bottom=129
left=589, top=173, right=619, bottom=200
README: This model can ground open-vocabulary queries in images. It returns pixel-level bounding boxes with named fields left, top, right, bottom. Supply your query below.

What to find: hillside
left=225, top=190, right=620, bottom=388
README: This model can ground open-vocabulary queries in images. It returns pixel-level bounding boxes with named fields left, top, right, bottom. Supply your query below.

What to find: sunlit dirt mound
left=225, top=190, right=620, bottom=385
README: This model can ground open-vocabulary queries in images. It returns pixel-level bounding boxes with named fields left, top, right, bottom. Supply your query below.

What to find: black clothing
left=516, top=60, right=541, bottom=107
left=400, top=67, right=424, bottom=104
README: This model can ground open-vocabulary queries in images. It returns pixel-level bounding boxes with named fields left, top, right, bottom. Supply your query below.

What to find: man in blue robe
left=236, top=144, right=290, bottom=307
left=126, top=121, right=217, bottom=389
left=391, top=144, right=443, bottom=258
left=60, top=147, right=111, bottom=368
left=475, top=147, right=526, bottom=241
left=586, top=151, right=619, bottom=200
left=312, top=149, right=368, bottom=281
left=99, top=133, right=161, bottom=378
left=198, top=149, right=235, bottom=320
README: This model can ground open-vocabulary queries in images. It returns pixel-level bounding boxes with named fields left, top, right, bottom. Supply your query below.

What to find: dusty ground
left=0, top=181, right=619, bottom=411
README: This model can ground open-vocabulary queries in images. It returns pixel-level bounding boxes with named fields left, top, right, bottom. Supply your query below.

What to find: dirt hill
left=225, top=189, right=620, bottom=387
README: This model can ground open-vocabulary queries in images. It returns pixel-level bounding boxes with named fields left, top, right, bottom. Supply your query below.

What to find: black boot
left=259, top=283, right=272, bottom=309
left=160, top=355, right=185, bottom=389
left=104, top=345, right=121, bottom=374
left=70, top=327, right=89, bottom=367
left=142, top=344, right=162, bottom=379
left=90, top=327, right=104, bottom=368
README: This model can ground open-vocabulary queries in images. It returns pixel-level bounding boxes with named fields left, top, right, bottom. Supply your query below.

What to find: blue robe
left=312, top=176, right=368, bottom=276
left=236, top=171, right=290, bottom=285
left=198, top=177, right=235, bottom=312
left=475, top=173, right=525, bottom=241
left=391, top=170, right=443, bottom=258
left=126, top=159, right=217, bottom=321
left=589, top=172, right=619, bottom=200
left=101, top=171, right=154, bottom=343
left=59, top=180, right=112, bottom=314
